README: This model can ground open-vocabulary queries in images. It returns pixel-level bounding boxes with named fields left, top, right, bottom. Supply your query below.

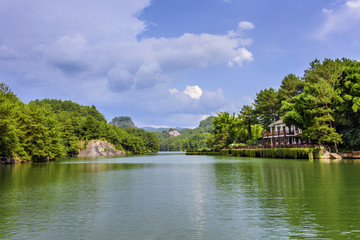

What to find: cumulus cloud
left=316, top=0, right=360, bottom=40
left=0, top=0, right=255, bottom=92
left=0, top=0, right=254, bottom=126
left=150, top=86, right=226, bottom=115
left=183, top=85, right=203, bottom=99
left=103, top=31, right=254, bottom=91
left=238, top=21, right=255, bottom=31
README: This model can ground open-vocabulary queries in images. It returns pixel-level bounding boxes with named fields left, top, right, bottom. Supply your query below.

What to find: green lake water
left=1, top=153, right=360, bottom=239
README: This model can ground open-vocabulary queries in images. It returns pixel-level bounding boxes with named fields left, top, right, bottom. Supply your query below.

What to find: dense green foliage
left=0, top=84, right=159, bottom=162
left=282, top=58, right=360, bottom=151
left=153, top=117, right=214, bottom=151
left=0, top=84, right=63, bottom=162
left=109, top=116, right=136, bottom=128
left=122, top=127, right=160, bottom=154
left=231, top=148, right=321, bottom=159
left=209, top=58, right=360, bottom=152
left=206, top=110, right=265, bottom=150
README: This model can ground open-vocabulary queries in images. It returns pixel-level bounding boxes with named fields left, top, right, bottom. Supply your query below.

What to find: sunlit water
left=1, top=153, right=360, bottom=239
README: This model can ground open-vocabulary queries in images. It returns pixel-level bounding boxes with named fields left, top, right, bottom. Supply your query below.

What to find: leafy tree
left=282, top=60, right=343, bottom=152
left=304, top=58, right=342, bottom=86
left=278, top=74, right=305, bottom=104
left=333, top=59, right=360, bottom=150
left=16, top=102, right=64, bottom=161
left=210, top=112, right=240, bottom=150
left=0, top=83, right=21, bottom=161
left=239, top=105, right=256, bottom=140
left=253, top=88, right=281, bottom=128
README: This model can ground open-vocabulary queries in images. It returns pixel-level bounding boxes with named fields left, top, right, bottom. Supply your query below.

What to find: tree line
left=208, top=58, right=360, bottom=152
left=0, top=83, right=159, bottom=163
left=153, top=117, right=214, bottom=151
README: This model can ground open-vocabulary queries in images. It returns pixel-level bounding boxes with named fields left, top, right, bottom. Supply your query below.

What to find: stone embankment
left=78, top=140, right=125, bottom=157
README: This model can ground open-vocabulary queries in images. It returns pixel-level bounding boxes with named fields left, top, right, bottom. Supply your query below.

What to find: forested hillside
left=153, top=117, right=214, bottom=151
left=0, top=83, right=159, bottom=163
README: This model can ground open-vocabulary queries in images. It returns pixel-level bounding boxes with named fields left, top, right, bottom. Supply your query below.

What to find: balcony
left=262, top=130, right=302, bottom=137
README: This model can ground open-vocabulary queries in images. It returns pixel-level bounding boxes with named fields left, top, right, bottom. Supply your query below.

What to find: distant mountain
left=110, top=116, right=136, bottom=128
left=143, top=127, right=184, bottom=132
left=142, top=117, right=213, bottom=134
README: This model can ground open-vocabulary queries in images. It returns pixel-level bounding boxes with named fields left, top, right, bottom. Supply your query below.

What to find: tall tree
left=239, top=105, right=256, bottom=140
left=333, top=59, right=360, bottom=150
left=210, top=112, right=240, bottom=149
left=282, top=60, right=343, bottom=152
left=278, top=74, right=305, bottom=104
left=0, top=83, right=21, bottom=162
left=253, top=88, right=281, bottom=127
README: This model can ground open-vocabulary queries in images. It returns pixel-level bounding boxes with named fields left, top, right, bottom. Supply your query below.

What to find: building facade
left=262, top=119, right=306, bottom=147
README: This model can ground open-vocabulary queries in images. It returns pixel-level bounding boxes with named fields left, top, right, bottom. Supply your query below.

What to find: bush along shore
left=186, top=150, right=220, bottom=156
left=187, top=148, right=322, bottom=159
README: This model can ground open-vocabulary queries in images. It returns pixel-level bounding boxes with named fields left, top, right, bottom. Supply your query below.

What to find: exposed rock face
left=321, top=149, right=342, bottom=160
left=168, top=130, right=180, bottom=137
left=78, top=140, right=125, bottom=157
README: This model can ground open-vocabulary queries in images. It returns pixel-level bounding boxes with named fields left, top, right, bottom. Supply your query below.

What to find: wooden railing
left=233, top=144, right=319, bottom=149
left=262, top=130, right=302, bottom=137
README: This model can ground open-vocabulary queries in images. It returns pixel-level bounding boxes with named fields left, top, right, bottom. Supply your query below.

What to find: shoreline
left=187, top=148, right=354, bottom=160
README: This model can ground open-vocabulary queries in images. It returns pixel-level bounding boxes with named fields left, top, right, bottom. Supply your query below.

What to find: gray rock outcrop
left=78, top=140, right=125, bottom=157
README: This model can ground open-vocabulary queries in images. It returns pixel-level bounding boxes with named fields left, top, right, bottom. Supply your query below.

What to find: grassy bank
left=187, top=148, right=322, bottom=159
left=231, top=148, right=321, bottom=159
left=186, top=151, right=219, bottom=156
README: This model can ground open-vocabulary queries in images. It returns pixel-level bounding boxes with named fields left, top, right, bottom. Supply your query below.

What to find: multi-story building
left=262, top=119, right=306, bottom=147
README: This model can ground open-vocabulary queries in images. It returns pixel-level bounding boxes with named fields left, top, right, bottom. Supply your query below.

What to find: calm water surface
left=1, top=153, right=360, bottom=239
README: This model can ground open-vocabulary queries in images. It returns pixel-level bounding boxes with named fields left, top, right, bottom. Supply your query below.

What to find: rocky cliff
left=78, top=140, right=126, bottom=157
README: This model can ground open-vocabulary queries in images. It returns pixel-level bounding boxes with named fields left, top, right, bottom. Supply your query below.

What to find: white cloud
left=169, top=88, right=179, bottom=95
left=183, top=85, right=203, bottom=99
left=228, top=48, right=253, bottom=67
left=316, top=0, right=360, bottom=40
left=238, top=21, right=255, bottom=31
left=0, top=0, right=255, bottom=92
left=227, top=21, right=255, bottom=39
left=102, top=32, right=254, bottom=91
left=0, top=0, right=253, bottom=126
left=347, top=0, right=360, bottom=8
left=147, top=86, right=226, bottom=115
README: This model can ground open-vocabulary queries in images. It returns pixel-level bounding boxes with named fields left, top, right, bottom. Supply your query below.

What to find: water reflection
left=2, top=156, right=360, bottom=239
left=213, top=158, right=360, bottom=239
left=0, top=159, right=146, bottom=240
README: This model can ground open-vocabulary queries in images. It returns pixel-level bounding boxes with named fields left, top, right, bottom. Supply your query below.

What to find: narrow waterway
left=1, top=153, right=360, bottom=239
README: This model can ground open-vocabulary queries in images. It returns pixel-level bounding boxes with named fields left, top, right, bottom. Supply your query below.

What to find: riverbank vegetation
left=230, top=148, right=321, bottom=159
left=153, top=117, right=214, bottom=151
left=207, top=58, right=360, bottom=153
left=0, top=83, right=159, bottom=163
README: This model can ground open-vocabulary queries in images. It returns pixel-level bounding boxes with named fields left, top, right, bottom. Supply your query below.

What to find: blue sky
left=1, top=0, right=360, bottom=127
